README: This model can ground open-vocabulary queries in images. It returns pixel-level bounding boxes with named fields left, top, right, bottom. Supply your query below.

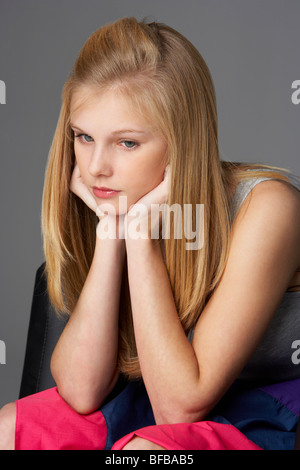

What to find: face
left=70, top=87, right=168, bottom=215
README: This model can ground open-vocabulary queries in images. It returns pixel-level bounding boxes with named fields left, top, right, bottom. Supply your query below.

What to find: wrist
left=125, top=235, right=161, bottom=257
left=95, top=230, right=126, bottom=257
left=96, top=214, right=126, bottom=241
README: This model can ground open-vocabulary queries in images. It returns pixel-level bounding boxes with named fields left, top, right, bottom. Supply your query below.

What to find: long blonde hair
left=41, top=17, right=290, bottom=378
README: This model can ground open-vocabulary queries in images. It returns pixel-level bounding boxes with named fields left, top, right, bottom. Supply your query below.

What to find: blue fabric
left=207, top=381, right=298, bottom=450
left=100, top=377, right=299, bottom=450
left=101, top=380, right=155, bottom=450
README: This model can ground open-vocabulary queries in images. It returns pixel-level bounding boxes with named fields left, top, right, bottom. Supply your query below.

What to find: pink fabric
left=15, top=386, right=262, bottom=450
left=15, top=387, right=107, bottom=450
left=112, top=421, right=262, bottom=450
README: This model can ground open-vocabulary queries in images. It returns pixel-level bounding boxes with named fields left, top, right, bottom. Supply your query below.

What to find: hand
left=70, top=163, right=98, bottom=214
left=125, top=165, right=171, bottom=241
left=70, top=163, right=171, bottom=242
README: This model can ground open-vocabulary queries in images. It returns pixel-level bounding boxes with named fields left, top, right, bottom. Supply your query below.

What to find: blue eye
left=75, top=133, right=94, bottom=143
left=121, top=140, right=137, bottom=149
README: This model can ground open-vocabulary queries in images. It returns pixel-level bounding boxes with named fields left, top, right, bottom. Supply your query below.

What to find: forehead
left=72, top=86, right=133, bottom=115
left=70, top=85, right=159, bottom=132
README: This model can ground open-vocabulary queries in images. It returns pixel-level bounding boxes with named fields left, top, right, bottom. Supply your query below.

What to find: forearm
left=125, top=238, right=202, bottom=424
left=51, top=236, right=125, bottom=414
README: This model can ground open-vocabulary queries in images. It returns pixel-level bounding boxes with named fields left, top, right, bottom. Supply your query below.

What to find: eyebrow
left=70, top=123, right=148, bottom=136
left=112, top=129, right=148, bottom=136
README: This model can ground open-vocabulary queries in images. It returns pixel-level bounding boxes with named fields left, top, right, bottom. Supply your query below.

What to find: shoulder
left=231, top=178, right=300, bottom=271
left=248, top=177, right=300, bottom=204
left=233, top=178, right=300, bottom=235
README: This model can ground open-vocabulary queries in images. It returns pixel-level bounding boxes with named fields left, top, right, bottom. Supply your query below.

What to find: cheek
left=125, top=161, right=165, bottom=201
left=141, top=166, right=164, bottom=189
left=139, top=150, right=167, bottom=187
left=75, top=151, right=90, bottom=179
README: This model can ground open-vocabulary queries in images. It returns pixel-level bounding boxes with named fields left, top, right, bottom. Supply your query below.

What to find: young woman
left=1, top=17, right=300, bottom=451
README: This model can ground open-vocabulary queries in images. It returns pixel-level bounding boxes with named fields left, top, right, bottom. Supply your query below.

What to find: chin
left=97, top=197, right=128, bottom=216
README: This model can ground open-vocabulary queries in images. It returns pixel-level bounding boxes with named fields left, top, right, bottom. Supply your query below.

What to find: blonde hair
left=41, top=17, right=290, bottom=378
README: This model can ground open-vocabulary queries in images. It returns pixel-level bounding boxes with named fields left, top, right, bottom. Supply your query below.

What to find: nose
left=88, top=144, right=113, bottom=177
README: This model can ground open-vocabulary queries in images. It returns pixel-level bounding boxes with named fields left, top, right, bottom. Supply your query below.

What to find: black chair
left=295, top=418, right=300, bottom=450
left=19, top=263, right=67, bottom=398
left=19, top=263, right=300, bottom=449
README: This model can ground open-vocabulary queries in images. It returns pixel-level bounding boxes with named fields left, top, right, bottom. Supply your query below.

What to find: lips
left=92, top=186, right=121, bottom=199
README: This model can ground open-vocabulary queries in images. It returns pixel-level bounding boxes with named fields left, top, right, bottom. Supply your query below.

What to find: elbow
left=51, top=368, right=102, bottom=415
left=54, top=372, right=120, bottom=414
left=51, top=366, right=119, bottom=415
left=55, top=383, right=103, bottom=415
left=155, top=409, right=207, bottom=426
left=68, top=400, right=100, bottom=416
left=154, top=396, right=212, bottom=425
left=50, top=359, right=113, bottom=415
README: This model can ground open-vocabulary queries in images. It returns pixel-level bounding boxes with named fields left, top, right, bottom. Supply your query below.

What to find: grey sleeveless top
left=230, top=169, right=300, bottom=384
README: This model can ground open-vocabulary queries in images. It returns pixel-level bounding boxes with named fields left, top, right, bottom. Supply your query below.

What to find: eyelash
left=74, top=133, right=139, bottom=151
left=74, top=134, right=93, bottom=144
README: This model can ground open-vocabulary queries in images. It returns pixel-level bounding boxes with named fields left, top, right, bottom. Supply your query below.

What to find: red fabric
left=112, top=421, right=262, bottom=450
left=15, top=387, right=107, bottom=450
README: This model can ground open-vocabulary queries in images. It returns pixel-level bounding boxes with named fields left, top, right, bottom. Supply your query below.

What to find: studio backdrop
left=0, top=0, right=299, bottom=407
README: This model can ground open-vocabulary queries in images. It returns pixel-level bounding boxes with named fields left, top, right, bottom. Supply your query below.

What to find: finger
left=127, top=181, right=168, bottom=217
left=79, top=189, right=98, bottom=213
left=70, top=164, right=81, bottom=193
left=162, top=164, right=171, bottom=193
left=163, top=164, right=171, bottom=180
left=126, top=165, right=171, bottom=217
left=144, top=168, right=171, bottom=205
left=70, top=164, right=98, bottom=212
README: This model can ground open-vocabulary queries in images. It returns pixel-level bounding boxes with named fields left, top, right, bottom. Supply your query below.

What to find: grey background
left=0, top=0, right=299, bottom=407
